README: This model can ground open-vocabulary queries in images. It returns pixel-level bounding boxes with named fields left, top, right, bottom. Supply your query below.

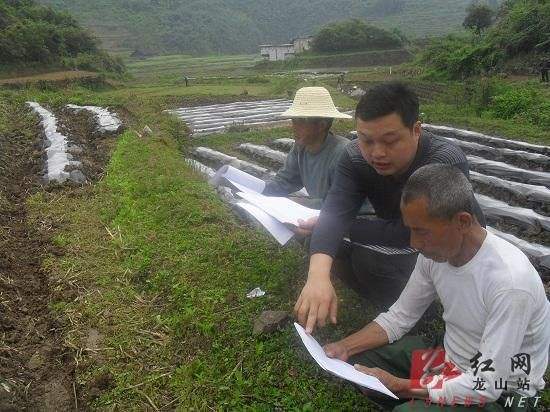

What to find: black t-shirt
left=310, top=132, right=486, bottom=257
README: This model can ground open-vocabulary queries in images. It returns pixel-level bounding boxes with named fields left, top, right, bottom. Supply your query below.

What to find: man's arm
left=309, top=148, right=367, bottom=257
left=324, top=321, right=390, bottom=361
left=295, top=149, right=366, bottom=332
left=326, top=259, right=438, bottom=398
left=263, top=144, right=303, bottom=196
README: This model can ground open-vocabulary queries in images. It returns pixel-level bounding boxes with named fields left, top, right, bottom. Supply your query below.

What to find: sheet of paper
left=237, top=191, right=320, bottom=226
left=229, top=179, right=259, bottom=194
left=212, top=165, right=266, bottom=193
left=294, top=323, right=398, bottom=399
left=236, top=202, right=294, bottom=245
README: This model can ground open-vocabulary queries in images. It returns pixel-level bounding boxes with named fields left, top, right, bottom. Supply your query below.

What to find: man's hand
left=292, top=216, right=318, bottom=237
left=294, top=276, right=338, bottom=333
left=354, top=365, right=409, bottom=396
left=324, top=341, right=349, bottom=362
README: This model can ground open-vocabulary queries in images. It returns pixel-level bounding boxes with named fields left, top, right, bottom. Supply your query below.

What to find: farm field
left=0, top=52, right=549, bottom=409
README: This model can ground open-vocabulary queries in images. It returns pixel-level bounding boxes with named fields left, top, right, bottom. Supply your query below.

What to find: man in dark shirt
left=294, top=82, right=485, bottom=333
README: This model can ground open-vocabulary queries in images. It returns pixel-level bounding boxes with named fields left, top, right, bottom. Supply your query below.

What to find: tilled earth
left=0, top=104, right=76, bottom=410
left=0, top=102, right=119, bottom=411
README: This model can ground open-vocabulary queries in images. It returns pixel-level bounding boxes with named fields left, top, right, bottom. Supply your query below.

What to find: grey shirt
left=263, top=132, right=349, bottom=206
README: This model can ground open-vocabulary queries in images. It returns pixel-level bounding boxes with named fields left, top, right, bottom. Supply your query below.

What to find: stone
left=69, top=170, right=86, bottom=184
left=253, top=310, right=289, bottom=335
left=27, top=351, right=43, bottom=370
left=67, top=145, right=83, bottom=155
left=86, top=328, right=105, bottom=363
left=143, top=125, right=153, bottom=136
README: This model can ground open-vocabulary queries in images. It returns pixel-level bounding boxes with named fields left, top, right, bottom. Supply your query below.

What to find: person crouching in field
left=322, top=164, right=549, bottom=411
left=262, top=86, right=352, bottom=208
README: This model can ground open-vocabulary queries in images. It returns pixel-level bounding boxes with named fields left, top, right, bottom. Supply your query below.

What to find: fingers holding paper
left=285, top=215, right=318, bottom=237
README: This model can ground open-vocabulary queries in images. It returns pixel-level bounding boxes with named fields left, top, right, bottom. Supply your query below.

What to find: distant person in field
left=539, top=60, right=549, bottom=83
left=336, top=72, right=346, bottom=89
left=262, top=87, right=352, bottom=208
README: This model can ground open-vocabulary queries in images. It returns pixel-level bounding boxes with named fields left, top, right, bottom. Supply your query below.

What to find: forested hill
left=0, top=0, right=123, bottom=72
left=37, top=0, right=500, bottom=55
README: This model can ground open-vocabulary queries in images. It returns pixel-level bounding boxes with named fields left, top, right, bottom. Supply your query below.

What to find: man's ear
left=455, top=212, right=474, bottom=232
left=413, top=121, right=422, bottom=139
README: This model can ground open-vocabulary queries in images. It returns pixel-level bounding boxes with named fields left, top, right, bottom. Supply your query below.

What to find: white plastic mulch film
left=165, top=99, right=292, bottom=135
left=27, top=102, right=81, bottom=183
left=66, top=104, right=122, bottom=133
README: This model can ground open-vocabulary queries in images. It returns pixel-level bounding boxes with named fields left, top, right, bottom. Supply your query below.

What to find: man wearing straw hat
left=294, top=82, right=485, bottom=334
left=262, top=87, right=352, bottom=207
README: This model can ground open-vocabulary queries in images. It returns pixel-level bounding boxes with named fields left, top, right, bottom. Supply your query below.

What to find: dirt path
left=0, top=104, right=76, bottom=411
left=0, top=71, right=99, bottom=86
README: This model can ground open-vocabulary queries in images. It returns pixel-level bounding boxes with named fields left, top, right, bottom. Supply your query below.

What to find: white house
left=259, top=44, right=295, bottom=61
left=293, top=37, right=312, bottom=53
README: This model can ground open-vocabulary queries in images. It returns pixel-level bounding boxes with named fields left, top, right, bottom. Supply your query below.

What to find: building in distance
left=259, top=36, right=313, bottom=61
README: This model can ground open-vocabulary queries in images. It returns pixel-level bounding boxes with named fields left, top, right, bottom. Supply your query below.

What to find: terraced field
left=180, top=100, right=550, bottom=284
left=126, top=54, right=262, bottom=82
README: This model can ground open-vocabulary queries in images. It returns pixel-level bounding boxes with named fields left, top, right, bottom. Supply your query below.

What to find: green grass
left=421, top=78, right=550, bottom=145
left=27, top=127, right=376, bottom=409
left=1, top=75, right=373, bottom=409
left=5, top=52, right=549, bottom=409
left=126, top=54, right=262, bottom=83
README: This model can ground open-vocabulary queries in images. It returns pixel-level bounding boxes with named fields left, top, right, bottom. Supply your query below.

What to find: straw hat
left=280, top=87, right=352, bottom=119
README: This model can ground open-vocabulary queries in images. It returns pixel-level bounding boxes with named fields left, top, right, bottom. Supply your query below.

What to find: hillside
left=37, top=0, right=499, bottom=55
left=0, top=0, right=123, bottom=73
left=421, top=0, right=550, bottom=79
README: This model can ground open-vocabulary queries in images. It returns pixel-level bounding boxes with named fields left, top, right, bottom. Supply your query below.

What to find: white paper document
left=209, top=165, right=314, bottom=245
left=294, top=323, right=398, bottom=399
left=237, top=191, right=320, bottom=226
left=235, top=202, right=294, bottom=245
left=210, top=165, right=266, bottom=193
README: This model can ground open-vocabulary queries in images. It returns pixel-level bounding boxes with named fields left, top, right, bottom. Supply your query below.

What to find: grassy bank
left=26, top=127, right=373, bottom=409
left=4, top=76, right=370, bottom=408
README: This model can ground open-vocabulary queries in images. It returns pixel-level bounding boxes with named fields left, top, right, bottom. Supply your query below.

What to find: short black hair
left=355, top=82, right=419, bottom=128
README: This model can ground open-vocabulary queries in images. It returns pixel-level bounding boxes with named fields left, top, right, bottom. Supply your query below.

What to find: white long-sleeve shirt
left=374, top=231, right=550, bottom=404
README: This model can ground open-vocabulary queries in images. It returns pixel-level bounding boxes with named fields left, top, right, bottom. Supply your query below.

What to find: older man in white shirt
left=323, top=164, right=549, bottom=411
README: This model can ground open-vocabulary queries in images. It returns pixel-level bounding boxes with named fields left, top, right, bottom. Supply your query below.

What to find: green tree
left=422, top=0, right=549, bottom=79
left=463, top=3, right=495, bottom=34
left=312, top=19, right=403, bottom=53
left=0, top=0, right=123, bottom=72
